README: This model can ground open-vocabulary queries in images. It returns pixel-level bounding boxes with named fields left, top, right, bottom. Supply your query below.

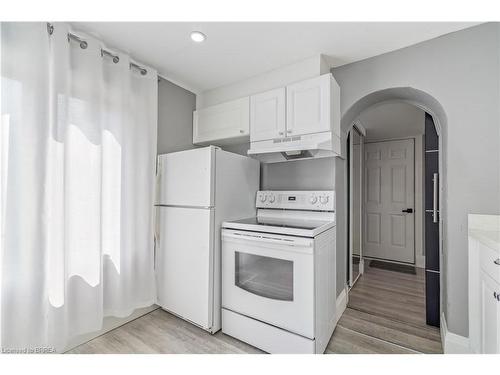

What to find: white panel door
left=364, top=139, right=415, bottom=263
left=286, top=74, right=331, bottom=137
left=157, top=147, right=214, bottom=207
left=156, top=206, right=214, bottom=330
left=193, top=97, right=249, bottom=144
left=250, top=87, right=286, bottom=142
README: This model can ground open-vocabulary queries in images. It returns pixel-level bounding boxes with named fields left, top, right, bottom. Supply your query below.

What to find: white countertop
left=468, top=214, right=500, bottom=252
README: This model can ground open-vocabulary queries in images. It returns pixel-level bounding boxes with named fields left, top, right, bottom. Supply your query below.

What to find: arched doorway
left=341, top=87, right=447, bottom=331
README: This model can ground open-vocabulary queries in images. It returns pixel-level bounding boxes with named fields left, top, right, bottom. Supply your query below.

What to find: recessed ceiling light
left=190, top=31, right=206, bottom=43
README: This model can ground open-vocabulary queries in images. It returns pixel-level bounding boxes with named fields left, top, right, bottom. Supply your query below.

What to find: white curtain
left=0, top=22, right=158, bottom=352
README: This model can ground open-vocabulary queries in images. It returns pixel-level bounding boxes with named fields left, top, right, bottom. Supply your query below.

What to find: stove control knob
left=309, top=196, right=318, bottom=204
left=260, top=194, right=267, bottom=203
left=268, top=195, right=276, bottom=203
left=320, top=196, right=329, bottom=205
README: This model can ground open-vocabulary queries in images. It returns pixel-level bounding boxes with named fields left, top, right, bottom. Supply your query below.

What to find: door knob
left=402, top=208, right=413, bottom=213
left=494, top=258, right=500, bottom=266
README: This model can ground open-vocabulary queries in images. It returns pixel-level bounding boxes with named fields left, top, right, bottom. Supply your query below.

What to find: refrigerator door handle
left=154, top=208, right=160, bottom=271
left=154, top=204, right=214, bottom=209
left=432, top=173, right=438, bottom=223
left=153, top=234, right=157, bottom=271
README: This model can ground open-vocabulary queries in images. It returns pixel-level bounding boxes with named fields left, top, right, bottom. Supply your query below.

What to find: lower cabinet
left=469, top=233, right=500, bottom=354
left=480, top=271, right=500, bottom=353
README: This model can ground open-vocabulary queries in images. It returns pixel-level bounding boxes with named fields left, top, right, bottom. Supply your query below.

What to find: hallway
left=327, top=263, right=442, bottom=353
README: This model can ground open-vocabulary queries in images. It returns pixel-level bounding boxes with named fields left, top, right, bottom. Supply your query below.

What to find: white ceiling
left=357, top=102, right=425, bottom=141
left=74, top=22, right=479, bottom=93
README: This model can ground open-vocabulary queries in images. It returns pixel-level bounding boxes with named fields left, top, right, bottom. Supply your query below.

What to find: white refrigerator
left=155, top=146, right=259, bottom=333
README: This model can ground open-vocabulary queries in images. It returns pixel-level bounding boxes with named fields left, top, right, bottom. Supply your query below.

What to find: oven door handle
left=222, top=231, right=314, bottom=249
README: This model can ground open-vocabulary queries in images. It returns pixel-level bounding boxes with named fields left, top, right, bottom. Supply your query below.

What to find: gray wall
left=358, top=101, right=425, bottom=141
left=332, top=22, right=500, bottom=337
left=262, top=158, right=335, bottom=190
left=157, top=78, right=197, bottom=154
left=220, top=142, right=250, bottom=156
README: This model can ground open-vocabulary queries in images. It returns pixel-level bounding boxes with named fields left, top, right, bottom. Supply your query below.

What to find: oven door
left=222, top=229, right=314, bottom=338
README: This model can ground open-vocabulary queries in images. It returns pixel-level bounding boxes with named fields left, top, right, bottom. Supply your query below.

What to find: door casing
left=348, top=126, right=365, bottom=287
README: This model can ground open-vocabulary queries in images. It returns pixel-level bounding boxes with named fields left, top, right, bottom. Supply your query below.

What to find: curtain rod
left=130, top=62, right=147, bottom=76
left=101, top=49, right=119, bottom=64
left=67, top=32, right=88, bottom=49
left=46, top=22, right=148, bottom=76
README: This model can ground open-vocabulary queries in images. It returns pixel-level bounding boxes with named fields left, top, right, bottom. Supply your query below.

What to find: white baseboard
left=63, top=304, right=159, bottom=353
left=415, top=254, right=426, bottom=269
left=335, top=287, right=348, bottom=325
left=440, top=313, right=470, bottom=354
left=359, top=259, right=365, bottom=274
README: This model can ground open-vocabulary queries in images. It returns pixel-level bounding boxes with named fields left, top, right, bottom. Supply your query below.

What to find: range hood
left=247, top=131, right=340, bottom=163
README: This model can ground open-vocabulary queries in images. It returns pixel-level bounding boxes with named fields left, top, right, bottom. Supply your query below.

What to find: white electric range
left=221, top=190, right=337, bottom=354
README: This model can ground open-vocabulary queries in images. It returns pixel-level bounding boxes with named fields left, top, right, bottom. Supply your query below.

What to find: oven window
left=235, top=252, right=293, bottom=301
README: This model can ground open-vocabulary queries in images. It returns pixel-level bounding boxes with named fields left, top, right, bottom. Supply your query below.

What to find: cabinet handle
left=432, top=173, right=438, bottom=223
left=286, top=130, right=292, bottom=134
left=278, top=131, right=284, bottom=136
left=239, top=130, right=244, bottom=134
left=495, top=292, right=500, bottom=301
left=494, top=258, right=500, bottom=266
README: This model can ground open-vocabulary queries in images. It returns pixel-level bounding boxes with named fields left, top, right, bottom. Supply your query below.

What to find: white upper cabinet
left=250, top=88, right=286, bottom=142
left=193, top=97, right=250, bottom=145
left=286, top=74, right=339, bottom=138
left=193, top=73, right=341, bottom=155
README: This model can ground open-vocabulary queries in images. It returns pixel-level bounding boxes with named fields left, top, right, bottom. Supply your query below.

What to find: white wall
left=332, top=22, right=500, bottom=337
left=358, top=101, right=425, bottom=141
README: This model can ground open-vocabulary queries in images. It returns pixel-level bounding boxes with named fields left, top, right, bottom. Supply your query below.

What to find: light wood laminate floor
left=68, top=264, right=442, bottom=354
left=329, top=265, right=442, bottom=354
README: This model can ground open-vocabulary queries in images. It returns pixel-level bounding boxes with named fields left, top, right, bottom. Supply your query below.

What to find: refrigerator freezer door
left=156, top=206, right=214, bottom=330
left=157, top=147, right=215, bottom=207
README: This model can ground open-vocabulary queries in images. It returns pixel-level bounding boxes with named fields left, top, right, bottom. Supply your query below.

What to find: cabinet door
left=250, top=88, right=286, bottom=142
left=286, top=74, right=331, bottom=137
left=193, top=97, right=249, bottom=145
left=480, top=272, right=500, bottom=353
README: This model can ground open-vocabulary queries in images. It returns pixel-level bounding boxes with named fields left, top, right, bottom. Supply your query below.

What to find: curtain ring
left=68, top=33, right=88, bottom=50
